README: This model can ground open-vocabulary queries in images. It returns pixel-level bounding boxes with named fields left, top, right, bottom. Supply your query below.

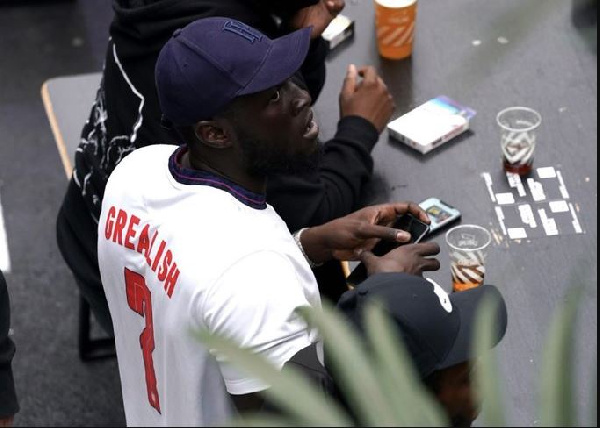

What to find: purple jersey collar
left=168, top=146, right=267, bottom=210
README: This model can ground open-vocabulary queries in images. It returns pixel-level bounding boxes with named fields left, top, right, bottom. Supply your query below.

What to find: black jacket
left=65, top=0, right=379, bottom=303
left=0, top=270, right=19, bottom=418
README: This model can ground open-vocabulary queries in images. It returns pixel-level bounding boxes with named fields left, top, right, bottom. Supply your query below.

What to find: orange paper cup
left=374, top=0, right=418, bottom=60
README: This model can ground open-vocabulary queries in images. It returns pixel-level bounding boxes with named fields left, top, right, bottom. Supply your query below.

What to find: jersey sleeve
left=198, top=251, right=315, bottom=395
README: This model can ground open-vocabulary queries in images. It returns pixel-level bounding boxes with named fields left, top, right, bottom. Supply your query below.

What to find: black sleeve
left=266, top=115, right=379, bottom=232
left=251, top=0, right=320, bottom=20
left=0, top=271, right=19, bottom=418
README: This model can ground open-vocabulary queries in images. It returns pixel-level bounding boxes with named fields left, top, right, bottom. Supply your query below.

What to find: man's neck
left=183, top=149, right=267, bottom=194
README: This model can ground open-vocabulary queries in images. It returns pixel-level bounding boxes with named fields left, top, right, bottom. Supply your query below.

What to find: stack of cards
left=387, top=96, right=476, bottom=154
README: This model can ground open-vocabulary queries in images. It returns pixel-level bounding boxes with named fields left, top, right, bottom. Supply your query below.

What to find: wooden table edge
left=41, top=80, right=73, bottom=180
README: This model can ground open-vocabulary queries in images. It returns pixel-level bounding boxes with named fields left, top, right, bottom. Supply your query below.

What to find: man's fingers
left=341, top=64, right=357, bottom=96
left=388, top=201, right=430, bottom=224
left=357, top=65, right=378, bottom=83
left=402, top=201, right=430, bottom=224
left=371, top=201, right=430, bottom=225
left=421, top=257, right=441, bottom=272
left=326, top=0, right=346, bottom=14
left=358, top=248, right=376, bottom=264
left=412, top=241, right=441, bottom=256
left=356, top=223, right=411, bottom=242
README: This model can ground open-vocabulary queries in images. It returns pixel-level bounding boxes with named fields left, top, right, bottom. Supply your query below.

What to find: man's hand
left=342, top=201, right=430, bottom=227
left=299, top=202, right=429, bottom=264
left=339, top=64, right=396, bottom=134
left=289, top=0, right=346, bottom=39
left=359, top=242, right=441, bottom=277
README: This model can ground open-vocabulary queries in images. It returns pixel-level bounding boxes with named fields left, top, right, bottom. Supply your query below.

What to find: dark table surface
left=314, top=0, right=597, bottom=425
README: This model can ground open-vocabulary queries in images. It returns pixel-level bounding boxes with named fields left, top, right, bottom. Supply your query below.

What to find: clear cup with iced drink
left=496, top=106, right=542, bottom=176
left=445, top=225, right=492, bottom=292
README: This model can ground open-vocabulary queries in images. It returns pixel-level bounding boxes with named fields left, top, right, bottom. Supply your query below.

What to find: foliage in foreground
left=198, top=285, right=596, bottom=427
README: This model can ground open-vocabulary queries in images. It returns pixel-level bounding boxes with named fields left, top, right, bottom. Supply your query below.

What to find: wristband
left=293, top=228, right=324, bottom=269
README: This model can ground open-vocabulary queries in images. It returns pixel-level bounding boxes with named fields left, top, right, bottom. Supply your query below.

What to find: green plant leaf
left=362, top=300, right=448, bottom=426
left=297, top=303, right=400, bottom=426
left=538, top=286, right=583, bottom=427
left=196, top=329, right=352, bottom=427
left=225, top=414, right=301, bottom=427
left=473, top=295, right=507, bottom=427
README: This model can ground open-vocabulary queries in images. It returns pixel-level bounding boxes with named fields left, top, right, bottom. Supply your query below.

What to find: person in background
left=56, top=0, right=397, bottom=339
left=336, top=273, right=508, bottom=427
left=98, top=17, right=439, bottom=426
left=0, top=270, right=19, bottom=427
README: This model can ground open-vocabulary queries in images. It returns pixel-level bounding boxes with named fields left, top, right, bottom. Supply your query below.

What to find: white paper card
left=549, top=200, right=570, bottom=213
left=496, top=192, right=515, bottom=205
left=507, top=227, right=528, bottom=239
left=537, top=166, right=557, bottom=179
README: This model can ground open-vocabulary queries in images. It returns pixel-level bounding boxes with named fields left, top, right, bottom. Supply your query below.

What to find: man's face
left=434, top=362, right=479, bottom=427
left=226, top=78, right=320, bottom=176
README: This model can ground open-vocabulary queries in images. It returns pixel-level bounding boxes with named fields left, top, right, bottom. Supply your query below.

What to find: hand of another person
left=289, top=0, right=346, bottom=39
left=339, top=64, right=396, bottom=134
left=300, top=202, right=429, bottom=264
left=358, top=242, right=441, bottom=277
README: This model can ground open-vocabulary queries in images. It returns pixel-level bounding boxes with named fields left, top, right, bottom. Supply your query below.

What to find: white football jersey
left=98, top=145, right=321, bottom=426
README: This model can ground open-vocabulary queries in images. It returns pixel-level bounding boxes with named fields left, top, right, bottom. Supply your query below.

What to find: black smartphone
left=346, top=214, right=430, bottom=286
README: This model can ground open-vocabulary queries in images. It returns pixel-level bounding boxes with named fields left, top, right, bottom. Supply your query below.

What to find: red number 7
left=124, top=268, right=161, bottom=414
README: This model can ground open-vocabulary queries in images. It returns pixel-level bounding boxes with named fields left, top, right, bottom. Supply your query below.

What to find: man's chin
left=266, top=158, right=318, bottom=175
left=279, top=148, right=321, bottom=174
left=251, top=147, right=322, bottom=176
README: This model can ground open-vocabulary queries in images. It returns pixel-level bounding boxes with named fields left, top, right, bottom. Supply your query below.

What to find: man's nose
left=290, top=84, right=312, bottom=116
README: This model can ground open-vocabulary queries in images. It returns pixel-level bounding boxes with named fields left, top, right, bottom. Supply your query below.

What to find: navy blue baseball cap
left=337, top=273, right=507, bottom=379
left=155, top=17, right=312, bottom=126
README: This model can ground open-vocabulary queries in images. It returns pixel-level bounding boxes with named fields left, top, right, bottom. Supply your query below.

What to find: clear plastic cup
left=496, top=106, right=542, bottom=176
left=446, top=224, right=492, bottom=292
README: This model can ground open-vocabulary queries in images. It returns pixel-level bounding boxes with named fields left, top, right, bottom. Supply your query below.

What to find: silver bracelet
left=293, top=228, right=323, bottom=269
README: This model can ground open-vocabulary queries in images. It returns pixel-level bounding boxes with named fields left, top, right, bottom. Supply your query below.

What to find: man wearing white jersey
left=98, top=17, right=440, bottom=426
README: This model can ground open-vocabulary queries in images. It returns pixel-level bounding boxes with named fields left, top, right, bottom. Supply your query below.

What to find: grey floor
left=0, top=1, right=125, bottom=426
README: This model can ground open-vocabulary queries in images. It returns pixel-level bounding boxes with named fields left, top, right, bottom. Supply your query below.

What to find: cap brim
left=439, top=284, right=507, bottom=370
left=239, top=26, right=312, bottom=96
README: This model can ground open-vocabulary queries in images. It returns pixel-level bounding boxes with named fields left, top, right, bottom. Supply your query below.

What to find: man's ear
left=194, top=121, right=232, bottom=149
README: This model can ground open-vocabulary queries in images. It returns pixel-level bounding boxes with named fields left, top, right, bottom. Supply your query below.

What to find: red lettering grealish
left=124, top=214, right=140, bottom=250
left=157, top=250, right=172, bottom=282
left=105, top=206, right=116, bottom=239
left=102, top=206, right=180, bottom=298
left=165, top=264, right=180, bottom=298
left=151, top=241, right=166, bottom=272
left=113, top=209, right=128, bottom=245
left=136, top=224, right=151, bottom=257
